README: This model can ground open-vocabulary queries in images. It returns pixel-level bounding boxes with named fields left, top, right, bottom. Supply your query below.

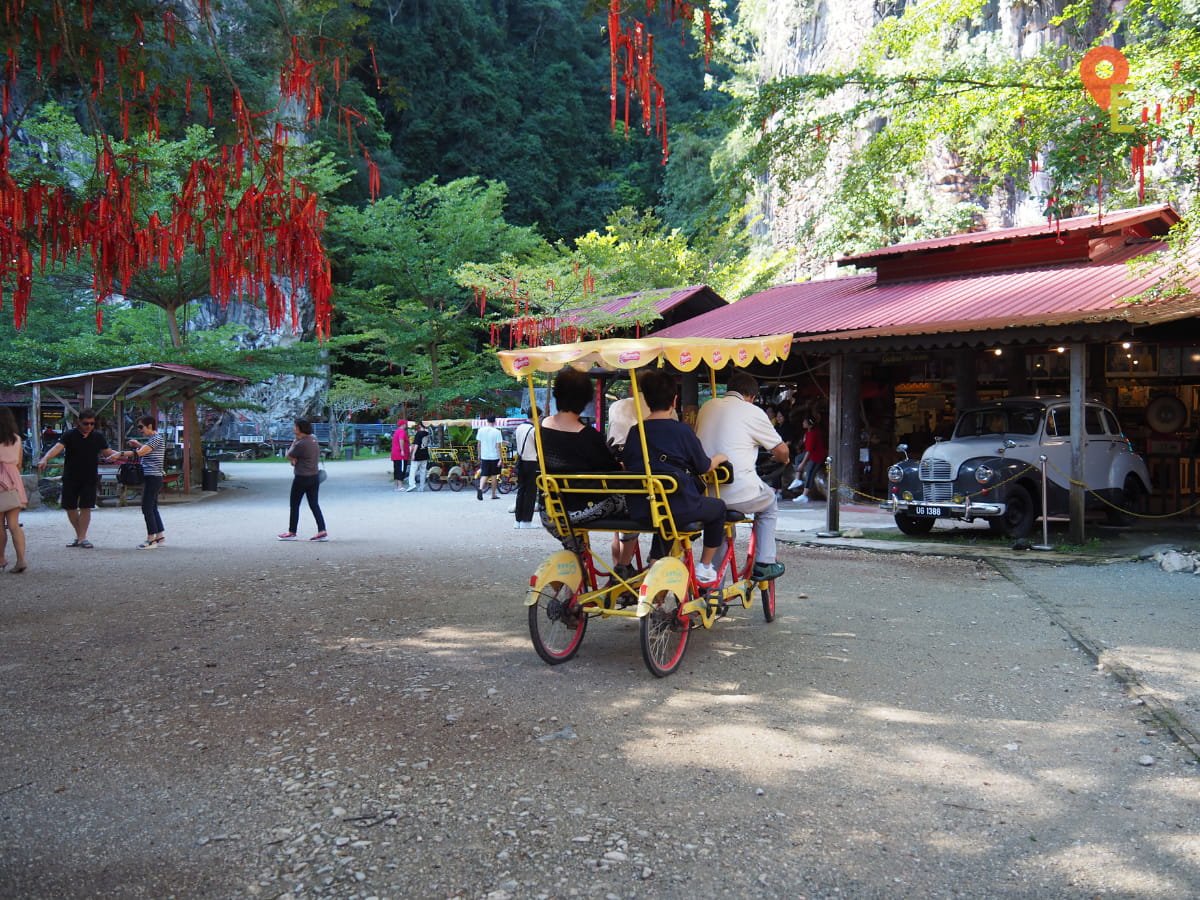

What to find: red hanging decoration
left=0, top=0, right=376, bottom=336
left=607, top=2, right=715, bottom=165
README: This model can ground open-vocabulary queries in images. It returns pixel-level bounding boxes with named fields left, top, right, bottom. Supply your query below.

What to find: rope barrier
left=825, top=456, right=1200, bottom=520
left=1040, top=456, right=1200, bottom=520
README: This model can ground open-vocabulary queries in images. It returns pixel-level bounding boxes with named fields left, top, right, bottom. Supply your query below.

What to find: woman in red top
left=789, top=416, right=827, bottom=503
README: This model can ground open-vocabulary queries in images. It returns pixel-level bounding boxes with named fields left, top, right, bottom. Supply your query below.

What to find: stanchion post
left=817, top=456, right=841, bottom=538
left=1032, top=454, right=1053, bottom=551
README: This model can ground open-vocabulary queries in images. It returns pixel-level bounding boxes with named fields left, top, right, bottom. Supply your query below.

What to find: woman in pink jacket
left=390, top=419, right=410, bottom=491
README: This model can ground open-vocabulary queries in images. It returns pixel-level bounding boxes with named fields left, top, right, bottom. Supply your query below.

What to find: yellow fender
left=448, top=465, right=463, bottom=477
left=635, top=557, right=690, bottom=618
left=428, top=465, right=443, bottom=478
left=525, top=549, right=583, bottom=607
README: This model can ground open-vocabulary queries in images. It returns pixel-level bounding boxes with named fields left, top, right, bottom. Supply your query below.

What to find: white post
left=1033, top=455, right=1053, bottom=551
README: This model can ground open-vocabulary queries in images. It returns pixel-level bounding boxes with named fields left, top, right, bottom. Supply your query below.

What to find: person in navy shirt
left=622, top=368, right=728, bottom=585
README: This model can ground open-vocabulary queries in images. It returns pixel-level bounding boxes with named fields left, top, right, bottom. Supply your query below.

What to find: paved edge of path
left=789, top=534, right=1200, bottom=763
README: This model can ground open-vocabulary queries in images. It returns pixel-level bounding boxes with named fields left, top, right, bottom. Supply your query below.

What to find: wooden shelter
left=17, top=364, right=247, bottom=493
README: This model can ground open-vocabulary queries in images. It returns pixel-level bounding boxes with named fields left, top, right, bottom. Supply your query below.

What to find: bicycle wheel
left=639, top=588, right=691, bottom=677
left=448, top=472, right=464, bottom=491
left=498, top=474, right=516, bottom=494
left=529, top=580, right=588, bottom=664
left=427, top=470, right=444, bottom=491
left=760, top=579, right=776, bottom=623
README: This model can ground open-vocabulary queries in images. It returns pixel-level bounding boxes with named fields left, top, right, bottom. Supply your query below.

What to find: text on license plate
left=914, top=505, right=943, bottom=517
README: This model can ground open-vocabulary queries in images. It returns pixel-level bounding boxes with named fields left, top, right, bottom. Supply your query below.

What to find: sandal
left=66, top=539, right=80, bottom=547
left=9, top=563, right=27, bottom=574
left=78, top=540, right=94, bottom=549
left=136, top=539, right=158, bottom=550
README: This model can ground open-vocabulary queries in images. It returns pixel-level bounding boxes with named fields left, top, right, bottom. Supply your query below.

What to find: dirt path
left=1, top=461, right=1196, bottom=899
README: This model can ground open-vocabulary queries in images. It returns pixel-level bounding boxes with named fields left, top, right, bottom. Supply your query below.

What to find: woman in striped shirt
left=122, top=415, right=167, bottom=549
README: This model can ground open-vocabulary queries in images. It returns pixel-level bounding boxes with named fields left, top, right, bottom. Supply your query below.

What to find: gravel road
left=1, top=460, right=1196, bottom=899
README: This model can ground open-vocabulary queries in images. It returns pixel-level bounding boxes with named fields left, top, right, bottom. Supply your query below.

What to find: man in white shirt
left=476, top=414, right=504, bottom=500
left=695, top=371, right=790, bottom=581
left=511, top=419, right=538, bottom=528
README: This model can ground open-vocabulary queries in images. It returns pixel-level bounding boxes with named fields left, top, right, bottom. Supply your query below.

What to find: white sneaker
left=795, top=494, right=811, bottom=503
left=786, top=479, right=803, bottom=491
left=694, top=562, right=718, bottom=584
left=405, top=484, right=417, bottom=492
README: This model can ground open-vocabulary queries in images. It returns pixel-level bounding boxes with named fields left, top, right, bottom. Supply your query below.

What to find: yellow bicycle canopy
left=497, top=334, right=793, bottom=378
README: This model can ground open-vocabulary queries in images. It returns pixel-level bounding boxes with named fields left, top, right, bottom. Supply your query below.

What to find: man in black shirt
left=38, top=408, right=120, bottom=548
left=406, top=421, right=431, bottom=491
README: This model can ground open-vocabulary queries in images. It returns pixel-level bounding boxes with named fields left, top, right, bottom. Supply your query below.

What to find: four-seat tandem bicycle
left=497, top=334, right=794, bottom=677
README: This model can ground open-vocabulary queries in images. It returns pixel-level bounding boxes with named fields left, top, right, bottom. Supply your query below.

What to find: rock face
left=190, top=292, right=327, bottom=440
left=746, top=0, right=1111, bottom=277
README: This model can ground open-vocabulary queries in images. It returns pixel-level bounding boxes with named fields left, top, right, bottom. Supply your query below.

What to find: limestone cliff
left=744, top=0, right=1115, bottom=279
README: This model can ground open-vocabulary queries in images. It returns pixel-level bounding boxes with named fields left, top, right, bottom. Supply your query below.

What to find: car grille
left=919, top=459, right=954, bottom=503
left=921, top=482, right=954, bottom=503
left=920, top=459, right=952, bottom=480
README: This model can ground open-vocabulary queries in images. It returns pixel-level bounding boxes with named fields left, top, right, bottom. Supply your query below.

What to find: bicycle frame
left=498, top=334, right=792, bottom=674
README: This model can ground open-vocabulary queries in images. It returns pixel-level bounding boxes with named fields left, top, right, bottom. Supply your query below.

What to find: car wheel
left=1106, top=474, right=1147, bottom=526
left=991, top=482, right=1035, bottom=538
left=894, top=512, right=936, bottom=535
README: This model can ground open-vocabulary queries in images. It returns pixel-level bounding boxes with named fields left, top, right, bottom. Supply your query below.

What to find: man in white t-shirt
left=695, top=371, right=790, bottom=581
left=511, top=419, right=538, bottom=528
left=476, top=414, right=504, bottom=500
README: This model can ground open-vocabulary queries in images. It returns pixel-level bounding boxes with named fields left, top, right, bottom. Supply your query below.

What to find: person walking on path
left=37, top=407, right=121, bottom=549
left=787, top=415, right=827, bottom=502
left=0, top=406, right=29, bottom=573
left=406, top=421, right=430, bottom=491
left=695, top=371, right=790, bottom=581
left=278, top=419, right=327, bottom=542
left=476, top=414, right=503, bottom=501
left=116, top=415, right=167, bottom=549
left=511, top=419, right=538, bottom=528
left=390, top=419, right=410, bottom=491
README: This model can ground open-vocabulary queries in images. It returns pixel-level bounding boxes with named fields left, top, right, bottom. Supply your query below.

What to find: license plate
left=913, top=505, right=943, bottom=517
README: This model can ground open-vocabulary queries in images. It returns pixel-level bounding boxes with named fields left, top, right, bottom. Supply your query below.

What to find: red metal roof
left=838, top=203, right=1178, bottom=266
left=553, top=284, right=725, bottom=324
left=653, top=206, right=1200, bottom=345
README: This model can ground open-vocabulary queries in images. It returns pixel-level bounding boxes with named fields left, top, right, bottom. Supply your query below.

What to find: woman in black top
left=538, top=370, right=636, bottom=571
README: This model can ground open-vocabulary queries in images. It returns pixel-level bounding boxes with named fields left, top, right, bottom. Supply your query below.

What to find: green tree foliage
left=455, top=206, right=790, bottom=339
left=327, top=177, right=544, bottom=411
left=361, top=0, right=727, bottom=240
left=722, top=0, right=1200, bottom=262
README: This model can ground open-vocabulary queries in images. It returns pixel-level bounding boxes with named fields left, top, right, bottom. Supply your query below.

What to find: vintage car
left=881, top=398, right=1152, bottom=538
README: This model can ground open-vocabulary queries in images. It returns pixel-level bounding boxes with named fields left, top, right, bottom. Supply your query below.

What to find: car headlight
left=888, top=464, right=904, bottom=483
left=975, top=464, right=994, bottom=484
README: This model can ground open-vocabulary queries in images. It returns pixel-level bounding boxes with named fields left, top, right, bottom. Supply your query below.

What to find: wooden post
left=954, top=348, right=977, bottom=411
left=1070, top=343, right=1086, bottom=545
left=821, top=354, right=844, bottom=536
left=183, top=393, right=196, bottom=494
left=29, top=385, right=42, bottom=461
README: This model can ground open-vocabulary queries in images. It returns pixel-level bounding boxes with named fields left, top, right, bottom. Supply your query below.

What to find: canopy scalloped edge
left=497, top=334, right=793, bottom=378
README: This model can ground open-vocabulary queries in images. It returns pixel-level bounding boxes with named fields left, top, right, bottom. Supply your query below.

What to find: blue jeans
left=141, top=474, right=164, bottom=534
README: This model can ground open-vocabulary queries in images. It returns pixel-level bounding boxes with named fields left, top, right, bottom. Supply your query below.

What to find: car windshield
left=953, top=407, right=1043, bottom=438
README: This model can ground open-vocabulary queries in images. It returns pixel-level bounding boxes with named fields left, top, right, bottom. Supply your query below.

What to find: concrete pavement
left=771, top=494, right=1200, bottom=763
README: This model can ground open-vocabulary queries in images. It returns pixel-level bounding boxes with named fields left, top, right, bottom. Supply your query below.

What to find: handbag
left=0, top=488, right=20, bottom=512
left=117, top=462, right=144, bottom=486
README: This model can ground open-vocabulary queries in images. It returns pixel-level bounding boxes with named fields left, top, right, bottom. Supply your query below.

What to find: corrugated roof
left=17, top=363, right=247, bottom=397
left=653, top=208, right=1200, bottom=347
left=589, top=284, right=719, bottom=316
left=837, top=203, right=1178, bottom=265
